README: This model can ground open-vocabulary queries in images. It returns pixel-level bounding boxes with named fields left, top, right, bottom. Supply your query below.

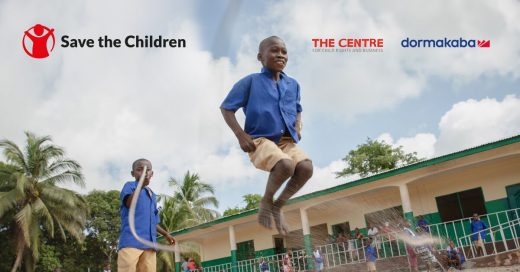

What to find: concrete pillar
left=174, top=243, right=181, bottom=272
left=229, top=225, right=238, bottom=272
left=399, top=184, right=414, bottom=224
left=300, top=208, right=314, bottom=271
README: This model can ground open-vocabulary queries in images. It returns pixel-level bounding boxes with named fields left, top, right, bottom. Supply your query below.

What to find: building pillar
left=399, top=184, right=414, bottom=224
left=300, top=208, right=314, bottom=271
left=229, top=225, right=238, bottom=272
left=174, top=243, right=181, bottom=272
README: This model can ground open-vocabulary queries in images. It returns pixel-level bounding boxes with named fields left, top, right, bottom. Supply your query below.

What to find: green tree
left=169, top=171, right=220, bottom=223
left=157, top=171, right=219, bottom=271
left=37, top=244, right=61, bottom=272
left=0, top=132, right=88, bottom=272
left=85, top=190, right=120, bottom=270
left=336, top=138, right=422, bottom=178
left=223, top=194, right=262, bottom=216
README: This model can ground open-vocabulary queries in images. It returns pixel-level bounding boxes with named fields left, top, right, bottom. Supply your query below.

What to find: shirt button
left=281, top=130, right=284, bottom=133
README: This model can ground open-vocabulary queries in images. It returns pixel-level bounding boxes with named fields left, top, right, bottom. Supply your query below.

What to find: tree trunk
left=108, top=250, right=112, bottom=271
left=11, top=233, right=25, bottom=272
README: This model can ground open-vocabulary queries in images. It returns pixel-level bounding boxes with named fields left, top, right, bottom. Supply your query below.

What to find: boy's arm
left=296, top=112, right=302, bottom=140
left=156, top=225, right=176, bottom=244
left=220, top=108, right=256, bottom=152
left=124, top=193, right=134, bottom=208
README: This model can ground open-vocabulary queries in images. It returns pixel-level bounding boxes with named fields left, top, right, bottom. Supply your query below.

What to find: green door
left=506, top=184, right=520, bottom=240
left=507, top=183, right=520, bottom=209
left=236, top=240, right=255, bottom=272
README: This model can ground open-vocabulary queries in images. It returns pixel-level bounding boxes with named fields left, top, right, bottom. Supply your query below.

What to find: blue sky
left=1, top=0, right=520, bottom=213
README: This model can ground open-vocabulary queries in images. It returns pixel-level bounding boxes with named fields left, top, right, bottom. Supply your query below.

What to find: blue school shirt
left=366, top=245, right=377, bottom=262
left=259, top=262, right=269, bottom=272
left=221, top=67, right=302, bottom=144
left=118, top=181, right=159, bottom=249
left=470, top=220, right=487, bottom=241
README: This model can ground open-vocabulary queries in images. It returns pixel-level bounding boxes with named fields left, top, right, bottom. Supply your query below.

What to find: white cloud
left=377, top=133, right=437, bottom=159
left=257, top=0, right=520, bottom=120
left=0, top=0, right=261, bottom=204
left=295, top=160, right=356, bottom=196
left=378, top=95, right=520, bottom=160
left=435, top=95, right=520, bottom=155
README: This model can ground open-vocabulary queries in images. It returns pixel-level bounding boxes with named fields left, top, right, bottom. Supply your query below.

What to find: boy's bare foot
left=258, top=200, right=273, bottom=229
left=272, top=205, right=289, bottom=235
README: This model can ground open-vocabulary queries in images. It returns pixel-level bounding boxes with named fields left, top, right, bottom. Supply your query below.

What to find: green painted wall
left=201, top=256, right=231, bottom=268
left=303, top=234, right=314, bottom=271
left=486, top=198, right=508, bottom=213
left=421, top=212, right=442, bottom=225
left=255, top=248, right=276, bottom=257
left=404, top=211, right=414, bottom=226
left=231, top=250, right=237, bottom=272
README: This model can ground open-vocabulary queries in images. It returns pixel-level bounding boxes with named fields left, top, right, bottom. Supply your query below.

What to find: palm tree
left=169, top=171, right=220, bottom=223
left=159, top=195, right=197, bottom=232
left=157, top=172, right=218, bottom=272
left=0, top=132, right=88, bottom=272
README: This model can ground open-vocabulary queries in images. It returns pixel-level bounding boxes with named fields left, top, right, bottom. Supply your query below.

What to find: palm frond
left=32, top=197, right=54, bottom=235
left=0, top=189, right=18, bottom=218
left=29, top=217, right=40, bottom=259
left=40, top=170, right=85, bottom=187
left=0, top=139, right=28, bottom=171
left=14, top=203, right=33, bottom=247
left=14, top=172, right=29, bottom=199
left=193, top=196, right=219, bottom=209
left=39, top=184, right=80, bottom=207
left=46, top=159, right=81, bottom=175
left=55, top=220, right=66, bottom=240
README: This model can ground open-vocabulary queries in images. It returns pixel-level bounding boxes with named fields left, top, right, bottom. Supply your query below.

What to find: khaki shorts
left=367, top=261, right=376, bottom=271
left=249, top=137, right=310, bottom=172
left=473, top=236, right=484, bottom=248
left=117, top=248, right=156, bottom=272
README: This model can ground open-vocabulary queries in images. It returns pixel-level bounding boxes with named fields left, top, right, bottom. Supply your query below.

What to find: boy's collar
left=261, top=67, right=286, bottom=79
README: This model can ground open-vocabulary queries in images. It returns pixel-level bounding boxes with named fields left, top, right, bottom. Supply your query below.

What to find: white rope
left=128, top=165, right=177, bottom=252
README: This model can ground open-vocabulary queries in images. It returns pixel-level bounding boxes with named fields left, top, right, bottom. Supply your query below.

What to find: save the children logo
left=22, top=24, right=55, bottom=59
left=401, top=37, right=491, bottom=48
left=22, top=24, right=187, bottom=59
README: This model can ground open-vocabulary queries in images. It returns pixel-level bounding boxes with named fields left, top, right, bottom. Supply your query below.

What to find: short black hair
left=132, top=158, right=150, bottom=170
left=258, top=36, right=284, bottom=52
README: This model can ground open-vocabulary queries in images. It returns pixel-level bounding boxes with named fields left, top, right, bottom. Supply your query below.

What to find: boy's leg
left=273, top=160, right=313, bottom=234
left=117, top=248, right=142, bottom=272
left=259, top=159, right=295, bottom=229
left=136, top=249, right=156, bottom=272
left=249, top=138, right=295, bottom=229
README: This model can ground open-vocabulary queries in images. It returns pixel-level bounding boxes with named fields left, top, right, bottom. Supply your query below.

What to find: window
left=436, top=187, right=487, bottom=222
left=274, top=237, right=285, bottom=254
left=331, top=222, right=350, bottom=237
left=236, top=240, right=255, bottom=261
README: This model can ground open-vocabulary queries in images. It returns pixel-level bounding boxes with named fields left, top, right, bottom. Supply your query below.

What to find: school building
left=169, top=135, right=520, bottom=271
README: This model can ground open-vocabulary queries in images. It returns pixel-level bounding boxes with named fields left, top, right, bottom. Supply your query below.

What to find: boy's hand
left=165, top=234, right=176, bottom=245
left=296, top=121, right=302, bottom=140
left=237, top=131, right=256, bottom=153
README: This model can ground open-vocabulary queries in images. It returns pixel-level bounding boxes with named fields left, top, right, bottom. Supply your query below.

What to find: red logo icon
left=22, top=24, right=55, bottom=58
left=477, top=40, right=490, bottom=48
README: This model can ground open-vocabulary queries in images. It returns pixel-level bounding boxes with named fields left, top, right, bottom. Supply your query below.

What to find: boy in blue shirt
left=365, top=238, right=377, bottom=271
left=470, top=213, right=487, bottom=257
left=258, top=257, right=270, bottom=272
left=117, top=158, right=175, bottom=272
left=221, top=36, right=313, bottom=235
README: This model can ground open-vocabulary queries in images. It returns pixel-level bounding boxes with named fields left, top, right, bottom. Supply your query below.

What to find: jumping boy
left=118, top=158, right=175, bottom=272
left=220, top=36, right=313, bottom=234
